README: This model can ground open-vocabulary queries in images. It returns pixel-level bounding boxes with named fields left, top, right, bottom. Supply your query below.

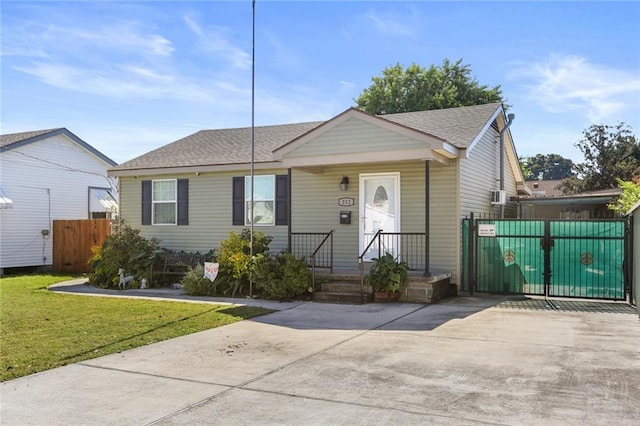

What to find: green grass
left=0, top=275, right=272, bottom=382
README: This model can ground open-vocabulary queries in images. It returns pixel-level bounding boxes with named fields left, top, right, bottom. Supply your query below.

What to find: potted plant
left=365, top=252, right=409, bottom=302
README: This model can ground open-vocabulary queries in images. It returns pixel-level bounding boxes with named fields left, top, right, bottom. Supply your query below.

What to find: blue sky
left=2, top=1, right=639, bottom=165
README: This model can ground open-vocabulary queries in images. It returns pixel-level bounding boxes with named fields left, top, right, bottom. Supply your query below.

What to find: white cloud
left=362, top=9, right=416, bottom=37
left=181, top=16, right=251, bottom=70
left=14, top=62, right=214, bottom=102
left=3, top=21, right=174, bottom=58
left=200, top=29, right=251, bottom=70
left=513, top=55, right=640, bottom=122
left=183, top=15, right=203, bottom=37
left=263, top=31, right=300, bottom=67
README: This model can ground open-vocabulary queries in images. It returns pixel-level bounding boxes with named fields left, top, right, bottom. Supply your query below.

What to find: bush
left=216, top=229, right=272, bottom=297
left=88, top=223, right=160, bottom=289
left=182, top=265, right=218, bottom=296
left=365, top=252, right=408, bottom=293
left=252, top=252, right=311, bottom=300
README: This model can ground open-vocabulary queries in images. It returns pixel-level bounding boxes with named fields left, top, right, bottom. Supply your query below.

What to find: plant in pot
left=365, top=252, right=409, bottom=302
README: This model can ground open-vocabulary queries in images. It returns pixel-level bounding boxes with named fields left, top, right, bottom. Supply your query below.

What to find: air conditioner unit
left=490, top=189, right=507, bottom=205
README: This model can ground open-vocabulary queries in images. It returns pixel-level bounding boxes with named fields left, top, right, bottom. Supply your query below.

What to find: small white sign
left=338, top=197, right=355, bottom=207
left=204, top=262, right=219, bottom=281
left=478, top=224, right=496, bottom=237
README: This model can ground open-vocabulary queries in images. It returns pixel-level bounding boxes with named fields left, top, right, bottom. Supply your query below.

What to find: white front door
left=359, top=173, right=400, bottom=261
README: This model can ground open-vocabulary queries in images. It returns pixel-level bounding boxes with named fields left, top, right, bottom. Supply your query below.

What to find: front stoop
left=399, top=272, right=453, bottom=304
left=313, top=278, right=372, bottom=304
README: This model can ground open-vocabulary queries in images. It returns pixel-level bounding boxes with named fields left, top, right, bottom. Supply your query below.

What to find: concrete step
left=313, top=291, right=372, bottom=304
left=321, top=282, right=371, bottom=293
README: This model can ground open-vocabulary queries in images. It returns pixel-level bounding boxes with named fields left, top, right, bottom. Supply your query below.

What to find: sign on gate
left=477, top=224, right=496, bottom=237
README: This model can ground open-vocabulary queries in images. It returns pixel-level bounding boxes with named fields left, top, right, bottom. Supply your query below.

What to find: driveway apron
left=1, top=295, right=639, bottom=425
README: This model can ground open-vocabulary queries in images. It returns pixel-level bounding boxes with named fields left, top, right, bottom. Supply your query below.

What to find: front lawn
left=0, top=275, right=271, bottom=382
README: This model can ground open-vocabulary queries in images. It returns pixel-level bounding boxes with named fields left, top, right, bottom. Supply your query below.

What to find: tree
left=560, top=123, right=639, bottom=195
left=522, top=154, right=574, bottom=180
left=608, top=179, right=640, bottom=214
left=355, top=59, right=504, bottom=114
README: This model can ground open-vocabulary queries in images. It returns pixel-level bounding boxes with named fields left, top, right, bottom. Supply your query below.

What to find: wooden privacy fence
left=53, top=219, right=112, bottom=273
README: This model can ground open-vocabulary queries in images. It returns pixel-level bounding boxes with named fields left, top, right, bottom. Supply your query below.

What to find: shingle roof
left=113, top=122, right=323, bottom=171
left=111, top=103, right=502, bottom=171
left=380, top=103, right=501, bottom=148
left=0, top=127, right=117, bottom=166
left=0, top=128, right=61, bottom=148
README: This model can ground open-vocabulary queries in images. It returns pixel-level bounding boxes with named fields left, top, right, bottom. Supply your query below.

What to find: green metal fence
left=462, top=216, right=629, bottom=301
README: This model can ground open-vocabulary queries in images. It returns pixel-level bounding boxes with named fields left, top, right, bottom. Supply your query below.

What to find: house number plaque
left=338, top=197, right=355, bottom=207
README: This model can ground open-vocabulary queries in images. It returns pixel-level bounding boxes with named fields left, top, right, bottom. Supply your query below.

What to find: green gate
left=462, top=217, right=630, bottom=300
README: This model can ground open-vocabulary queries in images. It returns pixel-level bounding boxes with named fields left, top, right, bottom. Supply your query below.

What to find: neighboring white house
left=0, top=128, right=118, bottom=273
left=109, top=103, right=528, bottom=290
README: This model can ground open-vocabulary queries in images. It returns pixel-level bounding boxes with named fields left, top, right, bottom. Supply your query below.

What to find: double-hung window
left=232, top=174, right=288, bottom=226
left=152, top=179, right=177, bottom=225
left=245, top=175, right=275, bottom=226
left=141, top=178, right=188, bottom=226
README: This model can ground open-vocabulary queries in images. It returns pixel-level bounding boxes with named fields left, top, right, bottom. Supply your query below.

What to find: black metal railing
left=291, top=230, right=334, bottom=293
left=359, top=231, right=427, bottom=299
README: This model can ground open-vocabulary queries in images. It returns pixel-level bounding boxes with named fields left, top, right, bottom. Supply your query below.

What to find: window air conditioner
left=490, top=189, right=507, bottom=205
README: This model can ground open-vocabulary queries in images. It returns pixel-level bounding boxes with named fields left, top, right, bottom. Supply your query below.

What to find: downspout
left=499, top=112, right=515, bottom=219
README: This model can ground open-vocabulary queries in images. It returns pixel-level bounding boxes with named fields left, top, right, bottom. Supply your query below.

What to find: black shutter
left=177, top=179, right=189, bottom=225
left=232, top=177, right=245, bottom=225
left=141, top=180, right=152, bottom=225
left=275, top=174, right=289, bottom=226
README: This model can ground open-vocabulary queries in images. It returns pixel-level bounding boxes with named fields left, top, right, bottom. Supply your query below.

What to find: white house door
left=359, top=173, right=400, bottom=261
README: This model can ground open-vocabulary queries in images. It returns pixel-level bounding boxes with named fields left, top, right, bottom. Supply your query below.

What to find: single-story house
left=516, top=179, right=621, bottom=219
left=0, top=128, right=117, bottom=274
left=108, top=103, right=527, bottom=289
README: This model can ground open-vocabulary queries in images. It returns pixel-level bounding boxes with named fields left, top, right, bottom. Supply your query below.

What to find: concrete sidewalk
left=1, top=287, right=639, bottom=425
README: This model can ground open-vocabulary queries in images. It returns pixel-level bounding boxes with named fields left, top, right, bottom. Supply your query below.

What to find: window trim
left=152, top=179, right=178, bottom=226
left=244, top=174, right=275, bottom=226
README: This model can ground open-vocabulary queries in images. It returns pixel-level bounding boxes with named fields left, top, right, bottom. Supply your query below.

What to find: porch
left=290, top=230, right=453, bottom=304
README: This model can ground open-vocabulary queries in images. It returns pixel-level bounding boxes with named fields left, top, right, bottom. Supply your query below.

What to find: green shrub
left=365, top=252, right=408, bottom=293
left=182, top=265, right=218, bottom=296
left=88, top=223, right=160, bottom=289
left=216, top=229, right=272, bottom=297
left=252, top=252, right=311, bottom=300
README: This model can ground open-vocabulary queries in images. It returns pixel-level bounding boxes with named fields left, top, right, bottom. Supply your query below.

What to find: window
left=89, top=187, right=118, bottom=219
left=142, top=179, right=188, bottom=226
left=232, top=175, right=288, bottom=226
left=153, top=179, right=177, bottom=225
left=245, top=175, right=275, bottom=225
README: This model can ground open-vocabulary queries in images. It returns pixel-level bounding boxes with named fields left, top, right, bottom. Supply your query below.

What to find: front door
left=359, top=173, right=400, bottom=261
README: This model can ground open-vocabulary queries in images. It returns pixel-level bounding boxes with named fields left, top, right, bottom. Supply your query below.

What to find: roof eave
left=108, top=161, right=283, bottom=177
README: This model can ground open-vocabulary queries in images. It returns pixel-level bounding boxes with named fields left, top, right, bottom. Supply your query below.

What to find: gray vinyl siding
left=119, top=169, right=289, bottom=253
left=459, top=128, right=518, bottom=218
left=286, top=117, right=429, bottom=158
left=291, top=161, right=458, bottom=279
left=120, top=162, right=460, bottom=282
left=429, top=163, right=459, bottom=282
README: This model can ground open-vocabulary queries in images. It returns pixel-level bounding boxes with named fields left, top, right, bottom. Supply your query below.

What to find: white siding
left=0, top=135, right=116, bottom=269
left=119, top=170, right=289, bottom=254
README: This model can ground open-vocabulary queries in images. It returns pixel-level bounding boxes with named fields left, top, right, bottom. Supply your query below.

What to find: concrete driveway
left=1, top=293, right=639, bottom=425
